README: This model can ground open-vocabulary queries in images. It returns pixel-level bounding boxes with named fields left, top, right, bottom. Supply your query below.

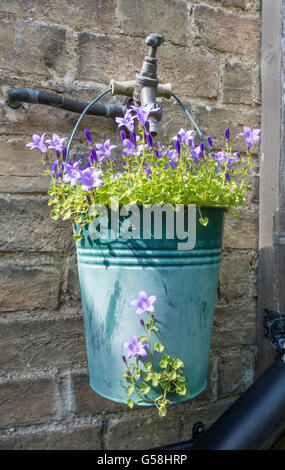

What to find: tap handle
left=145, top=34, right=165, bottom=58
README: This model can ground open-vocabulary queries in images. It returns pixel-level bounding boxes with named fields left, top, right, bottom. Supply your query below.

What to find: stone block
left=0, top=0, right=116, bottom=34
left=0, top=421, right=103, bottom=449
left=217, top=348, right=255, bottom=397
left=192, top=104, right=261, bottom=152
left=193, top=6, right=261, bottom=58
left=212, top=302, right=257, bottom=348
left=0, top=374, right=58, bottom=427
left=0, top=312, right=86, bottom=370
left=218, top=250, right=258, bottom=301
left=0, top=256, right=60, bottom=311
left=103, top=406, right=182, bottom=450
left=0, top=195, right=74, bottom=252
left=223, top=62, right=253, bottom=104
left=0, top=18, right=68, bottom=78
left=116, top=0, right=188, bottom=45
left=223, top=206, right=259, bottom=249
left=71, top=370, right=126, bottom=415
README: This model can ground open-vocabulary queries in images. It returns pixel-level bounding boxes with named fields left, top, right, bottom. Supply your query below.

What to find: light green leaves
left=154, top=342, right=164, bottom=353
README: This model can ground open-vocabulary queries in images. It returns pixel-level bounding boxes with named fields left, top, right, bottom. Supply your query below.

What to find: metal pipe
left=7, top=88, right=124, bottom=119
left=189, top=359, right=285, bottom=450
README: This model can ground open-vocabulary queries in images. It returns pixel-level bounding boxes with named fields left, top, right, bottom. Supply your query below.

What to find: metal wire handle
left=66, top=88, right=112, bottom=160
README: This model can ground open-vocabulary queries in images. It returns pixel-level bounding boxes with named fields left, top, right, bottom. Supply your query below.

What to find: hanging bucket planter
left=75, top=205, right=225, bottom=405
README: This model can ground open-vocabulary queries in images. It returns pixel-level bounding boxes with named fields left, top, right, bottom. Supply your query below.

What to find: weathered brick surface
left=116, top=0, right=188, bottom=45
left=0, top=0, right=116, bottom=34
left=0, top=257, right=60, bottom=311
left=217, top=349, right=255, bottom=397
left=0, top=0, right=261, bottom=450
left=223, top=62, right=253, bottom=104
left=0, top=312, right=86, bottom=370
left=72, top=370, right=126, bottom=415
left=104, top=407, right=182, bottom=450
left=193, top=104, right=261, bottom=151
left=0, top=421, right=103, bottom=450
left=219, top=250, right=257, bottom=302
left=193, top=6, right=261, bottom=58
left=0, top=195, right=74, bottom=252
left=0, top=19, right=68, bottom=78
left=212, top=302, right=257, bottom=348
left=0, top=374, right=58, bottom=428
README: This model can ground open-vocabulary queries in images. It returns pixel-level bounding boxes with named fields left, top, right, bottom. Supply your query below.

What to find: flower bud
left=84, top=128, right=93, bottom=144
left=130, top=131, right=137, bottom=147
left=145, top=121, right=150, bottom=133
left=127, top=371, right=131, bottom=377
left=175, top=139, right=181, bottom=155
left=140, top=319, right=145, bottom=327
left=225, top=128, right=230, bottom=140
left=147, top=133, right=153, bottom=149
left=122, top=355, right=127, bottom=363
left=120, top=130, right=126, bottom=143
left=207, top=136, right=213, bottom=149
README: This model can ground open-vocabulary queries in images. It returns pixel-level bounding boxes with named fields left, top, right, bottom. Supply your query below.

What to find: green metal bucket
left=75, top=205, right=225, bottom=405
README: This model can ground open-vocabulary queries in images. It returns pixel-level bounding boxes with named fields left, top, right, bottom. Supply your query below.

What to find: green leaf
left=199, top=217, right=209, bottom=227
left=134, top=367, right=141, bottom=379
left=173, top=359, right=184, bottom=370
left=154, top=342, right=164, bottom=353
left=73, top=234, right=83, bottom=241
left=158, top=405, right=167, bottom=417
left=140, top=382, right=150, bottom=395
left=126, top=385, right=135, bottom=396
left=127, top=398, right=134, bottom=409
left=139, top=336, right=148, bottom=343
left=144, top=362, right=152, bottom=371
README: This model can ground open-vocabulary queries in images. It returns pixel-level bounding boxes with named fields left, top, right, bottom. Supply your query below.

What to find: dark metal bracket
left=264, top=309, right=285, bottom=356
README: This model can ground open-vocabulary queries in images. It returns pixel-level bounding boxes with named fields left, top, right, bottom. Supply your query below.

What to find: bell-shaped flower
left=131, top=290, right=157, bottom=315
left=26, top=133, right=47, bottom=153
left=123, top=335, right=148, bottom=359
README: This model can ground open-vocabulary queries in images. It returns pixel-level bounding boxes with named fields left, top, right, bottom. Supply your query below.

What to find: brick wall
left=0, top=0, right=261, bottom=449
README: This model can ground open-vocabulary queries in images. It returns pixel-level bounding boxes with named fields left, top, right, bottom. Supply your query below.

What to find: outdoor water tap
left=110, top=33, right=172, bottom=136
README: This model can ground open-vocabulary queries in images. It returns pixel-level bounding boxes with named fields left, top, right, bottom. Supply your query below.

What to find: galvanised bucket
left=75, top=206, right=225, bottom=405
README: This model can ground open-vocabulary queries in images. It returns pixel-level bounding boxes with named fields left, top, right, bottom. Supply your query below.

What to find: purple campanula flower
left=144, top=163, right=153, bottom=178
left=26, top=132, right=47, bottom=153
left=120, top=129, right=126, bottom=143
left=77, top=168, right=103, bottom=191
left=62, top=147, right=67, bottom=161
left=46, top=133, right=68, bottom=152
left=147, top=133, right=153, bottom=149
left=131, top=291, right=157, bottom=315
left=96, top=139, right=117, bottom=160
left=175, top=139, right=181, bottom=155
left=154, top=148, right=163, bottom=159
left=207, top=136, right=213, bottom=149
left=237, top=127, right=261, bottom=148
left=116, top=109, right=135, bottom=132
left=214, top=151, right=227, bottom=165
left=62, top=161, right=82, bottom=187
left=225, top=128, right=230, bottom=141
left=88, top=148, right=98, bottom=165
left=84, top=128, right=93, bottom=144
left=168, top=149, right=179, bottom=169
left=130, top=131, right=136, bottom=147
left=123, top=335, right=148, bottom=359
left=190, top=144, right=203, bottom=163
left=173, top=128, right=194, bottom=147
left=200, top=142, right=204, bottom=157
left=122, top=139, right=143, bottom=158
left=131, top=103, right=160, bottom=127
